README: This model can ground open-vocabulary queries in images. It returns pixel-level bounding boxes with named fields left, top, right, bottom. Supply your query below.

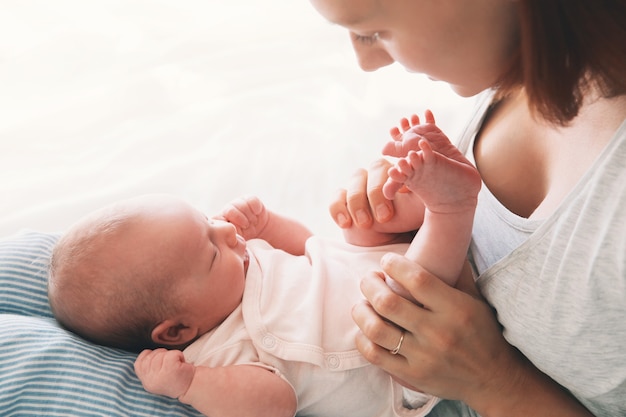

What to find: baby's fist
left=217, top=195, right=269, bottom=239
left=134, top=349, right=195, bottom=399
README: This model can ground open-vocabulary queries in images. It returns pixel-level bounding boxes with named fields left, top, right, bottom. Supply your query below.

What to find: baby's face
left=126, top=195, right=249, bottom=334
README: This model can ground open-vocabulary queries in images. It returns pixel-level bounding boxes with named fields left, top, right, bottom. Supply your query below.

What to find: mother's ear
left=151, top=320, right=199, bottom=347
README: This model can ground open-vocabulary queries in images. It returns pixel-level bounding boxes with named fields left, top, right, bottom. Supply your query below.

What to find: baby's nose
left=215, top=221, right=238, bottom=246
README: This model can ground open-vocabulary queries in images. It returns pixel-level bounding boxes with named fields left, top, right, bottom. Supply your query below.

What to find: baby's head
left=48, top=194, right=248, bottom=352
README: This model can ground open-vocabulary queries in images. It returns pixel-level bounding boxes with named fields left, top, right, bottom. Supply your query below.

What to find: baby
left=48, top=111, right=480, bottom=417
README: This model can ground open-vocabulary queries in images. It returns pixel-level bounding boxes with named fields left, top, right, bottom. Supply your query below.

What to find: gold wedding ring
left=389, top=331, right=405, bottom=355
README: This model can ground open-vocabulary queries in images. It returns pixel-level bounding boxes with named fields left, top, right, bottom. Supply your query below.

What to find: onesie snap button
left=262, top=335, right=276, bottom=348
left=326, top=355, right=340, bottom=369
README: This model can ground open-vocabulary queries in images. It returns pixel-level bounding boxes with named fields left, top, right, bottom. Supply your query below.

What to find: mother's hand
left=329, top=158, right=397, bottom=229
left=352, top=253, right=525, bottom=410
left=329, top=160, right=425, bottom=246
left=353, top=254, right=596, bottom=416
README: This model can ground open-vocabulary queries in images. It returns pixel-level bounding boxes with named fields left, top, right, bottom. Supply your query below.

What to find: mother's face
left=310, top=0, right=520, bottom=97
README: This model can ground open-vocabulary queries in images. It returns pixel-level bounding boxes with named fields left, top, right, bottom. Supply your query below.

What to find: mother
left=310, top=0, right=626, bottom=416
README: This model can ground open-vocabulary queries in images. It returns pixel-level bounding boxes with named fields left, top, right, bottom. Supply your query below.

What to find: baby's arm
left=217, top=195, right=313, bottom=255
left=135, top=349, right=297, bottom=417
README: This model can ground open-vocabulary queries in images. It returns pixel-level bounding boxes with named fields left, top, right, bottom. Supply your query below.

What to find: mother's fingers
left=352, top=298, right=407, bottom=353
left=358, top=267, right=431, bottom=332
left=353, top=327, right=411, bottom=375
left=342, top=160, right=396, bottom=226
left=352, top=298, right=414, bottom=378
left=380, top=252, right=460, bottom=313
left=346, top=168, right=374, bottom=228
left=329, top=188, right=352, bottom=228
left=365, top=159, right=395, bottom=223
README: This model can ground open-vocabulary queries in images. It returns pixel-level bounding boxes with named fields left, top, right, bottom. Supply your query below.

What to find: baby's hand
left=134, top=349, right=195, bottom=399
left=216, top=195, right=270, bottom=240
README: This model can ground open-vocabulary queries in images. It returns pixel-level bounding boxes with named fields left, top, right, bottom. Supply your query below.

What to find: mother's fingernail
left=356, top=209, right=369, bottom=226
left=375, top=204, right=391, bottom=222
left=380, top=252, right=395, bottom=267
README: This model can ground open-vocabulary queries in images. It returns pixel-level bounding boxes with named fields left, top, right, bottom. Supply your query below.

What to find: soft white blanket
left=0, top=0, right=474, bottom=239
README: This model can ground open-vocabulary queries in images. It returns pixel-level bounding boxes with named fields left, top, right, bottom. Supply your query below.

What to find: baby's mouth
left=243, top=249, right=250, bottom=275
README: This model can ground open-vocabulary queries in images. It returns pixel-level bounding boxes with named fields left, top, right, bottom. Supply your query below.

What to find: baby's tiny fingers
left=221, top=206, right=249, bottom=229
left=241, top=195, right=264, bottom=215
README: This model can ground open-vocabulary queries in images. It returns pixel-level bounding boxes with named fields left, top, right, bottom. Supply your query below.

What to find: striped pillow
left=0, top=231, right=202, bottom=417
left=0, top=230, right=57, bottom=317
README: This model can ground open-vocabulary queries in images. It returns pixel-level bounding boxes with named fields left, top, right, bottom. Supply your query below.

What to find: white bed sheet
left=0, top=0, right=475, bottom=239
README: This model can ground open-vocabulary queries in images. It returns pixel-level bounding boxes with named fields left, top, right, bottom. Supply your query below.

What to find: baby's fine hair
left=48, top=208, right=177, bottom=353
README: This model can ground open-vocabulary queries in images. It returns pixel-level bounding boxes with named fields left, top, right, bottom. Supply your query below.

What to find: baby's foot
left=383, top=139, right=481, bottom=213
left=383, top=113, right=424, bottom=157
left=389, top=113, right=422, bottom=141
left=383, top=110, right=468, bottom=165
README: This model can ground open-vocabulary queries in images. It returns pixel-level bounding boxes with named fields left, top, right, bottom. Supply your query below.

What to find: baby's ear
left=151, top=320, right=198, bottom=347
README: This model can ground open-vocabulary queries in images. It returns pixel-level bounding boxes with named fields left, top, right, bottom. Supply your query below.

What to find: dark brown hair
left=497, top=0, right=626, bottom=125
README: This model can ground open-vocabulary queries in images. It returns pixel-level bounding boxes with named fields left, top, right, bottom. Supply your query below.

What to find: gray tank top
left=464, top=128, right=544, bottom=274
left=452, top=91, right=626, bottom=416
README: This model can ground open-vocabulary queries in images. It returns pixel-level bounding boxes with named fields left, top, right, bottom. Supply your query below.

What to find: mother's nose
left=350, top=39, right=394, bottom=71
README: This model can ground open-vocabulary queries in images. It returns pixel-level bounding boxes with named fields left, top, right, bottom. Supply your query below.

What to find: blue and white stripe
left=0, top=231, right=202, bottom=417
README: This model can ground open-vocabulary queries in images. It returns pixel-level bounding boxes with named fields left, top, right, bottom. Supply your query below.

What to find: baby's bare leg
left=386, top=138, right=481, bottom=288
